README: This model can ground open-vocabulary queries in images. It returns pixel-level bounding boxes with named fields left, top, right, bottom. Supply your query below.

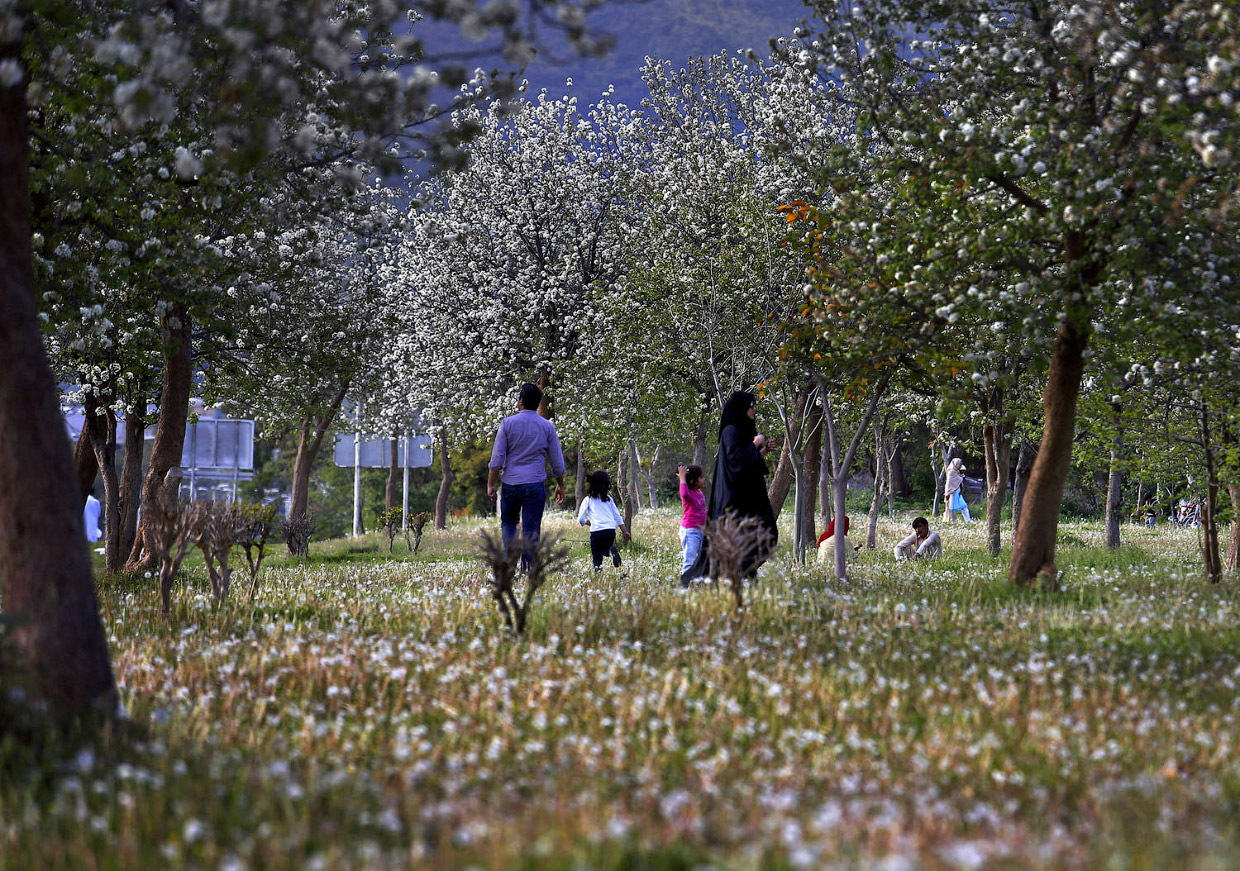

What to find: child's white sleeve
left=577, top=499, right=590, bottom=525
left=609, top=499, right=625, bottom=528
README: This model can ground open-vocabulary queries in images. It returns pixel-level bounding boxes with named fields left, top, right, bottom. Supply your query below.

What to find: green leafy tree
left=782, top=0, right=1240, bottom=586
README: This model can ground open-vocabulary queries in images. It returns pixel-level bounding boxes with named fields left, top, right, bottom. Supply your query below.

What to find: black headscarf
left=718, top=390, right=758, bottom=440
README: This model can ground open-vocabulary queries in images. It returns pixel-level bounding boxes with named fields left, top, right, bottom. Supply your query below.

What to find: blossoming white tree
left=1, top=0, right=650, bottom=722
left=381, top=88, right=645, bottom=507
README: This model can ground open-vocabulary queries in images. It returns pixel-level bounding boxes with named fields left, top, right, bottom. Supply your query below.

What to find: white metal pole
left=402, top=436, right=410, bottom=529
left=189, top=424, right=196, bottom=502
left=353, top=429, right=362, bottom=536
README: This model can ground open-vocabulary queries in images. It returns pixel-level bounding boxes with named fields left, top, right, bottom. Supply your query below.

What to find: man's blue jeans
left=499, top=481, right=547, bottom=571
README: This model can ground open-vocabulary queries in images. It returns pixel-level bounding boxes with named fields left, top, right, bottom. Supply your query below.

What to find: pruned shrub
left=406, top=511, right=431, bottom=554
left=193, top=503, right=246, bottom=604
left=704, top=514, right=774, bottom=611
left=146, top=484, right=199, bottom=616
left=238, top=504, right=279, bottom=602
left=479, top=530, right=570, bottom=635
left=376, top=507, right=404, bottom=554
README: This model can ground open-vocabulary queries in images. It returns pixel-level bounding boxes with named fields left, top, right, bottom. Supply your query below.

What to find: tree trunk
left=791, top=461, right=808, bottom=564
left=693, top=397, right=711, bottom=509
left=866, top=422, right=886, bottom=550
left=1104, top=406, right=1124, bottom=550
left=74, top=424, right=99, bottom=502
left=1225, top=423, right=1239, bottom=575
left=820, top=372, right=891, bottom=580
left=385, top=436, right=398, bottom=512
left=537, top=368, right=553, bottom=418
left=1199, top=401, right=1223, bottom=583
left=126, top=302, right=193, bottom=572
left=693, top=401, right=709, bottom=468
left=819, top=443, right=832, bottom=530
left=930, top=440, right=945, bottom=520
left=885, top=440, right=897, bottom=517
left=767, top=437, right=794, bottom=517
left=118, top=389, right=145, bottom=562
left=626, top=439, right=642, bottom=512
left=85, top=389, right=125, bottom=574
left=1009, top=314, right=1091, bottom=587
left=644, top=445, right=660, bottom=508
left=769, top=381, right=812, bottom=517
left=287, top=380, right=350, bottom=533
left=618, top=447, right=634, bottom=530
left=1012, top=439, right=1036, bottom=534
left=890, top=440, right=911, bottom=497
left=981, top=394, right=1013, bottom=558
left=0, top=65, right=117, bottom=720
left=1225, top=481, right=1239, bottom=574
left=574, top=438, right=585, bottom=508
left=866, top=452, right=882, bottom=549
left=803, top=399, right=822, bottom=545
left=435, top=426, right=453, bottom=530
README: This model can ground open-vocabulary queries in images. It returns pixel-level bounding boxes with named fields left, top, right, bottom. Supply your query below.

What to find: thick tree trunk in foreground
left=1009, top=316, right=1090, bottom=587
left=0, top=69, right=117, bottom=719
left=1104, top=409, right=1124, bottom=550
left=435, top=427, right=454, bottom=530
left=126, top=303, right=193, bottom=572
left=287, top=380, right=350, bottom=534
left=981, top=403, right=1012, bottom=558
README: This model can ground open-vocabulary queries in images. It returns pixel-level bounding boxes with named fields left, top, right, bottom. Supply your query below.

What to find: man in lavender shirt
left=487, top=382, right=567, bottom=570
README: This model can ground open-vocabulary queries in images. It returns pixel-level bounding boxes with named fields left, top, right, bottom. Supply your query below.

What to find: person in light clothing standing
left=577, top=470, right=630, bottom=571
left=83, top=490, right=102, bottom=543
left=487, top=382, right=567, bottom=571
left=943, top=457, right=971, bottom=522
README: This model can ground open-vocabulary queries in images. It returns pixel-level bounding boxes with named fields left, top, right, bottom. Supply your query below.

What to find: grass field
left=3, top=510, right=1240, bottom=870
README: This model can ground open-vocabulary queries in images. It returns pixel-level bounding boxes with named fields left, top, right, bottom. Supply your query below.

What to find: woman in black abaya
left=680, top=390, right=777, bottom=585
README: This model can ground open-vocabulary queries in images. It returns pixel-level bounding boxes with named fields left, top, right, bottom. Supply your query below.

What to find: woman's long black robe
left=680, top=391, right=777, bottom=585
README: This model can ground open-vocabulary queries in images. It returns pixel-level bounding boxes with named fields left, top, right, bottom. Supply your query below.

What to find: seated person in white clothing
left=894, top=516, right=942, bottom=561
left=816, top=515, right=857, bottom=564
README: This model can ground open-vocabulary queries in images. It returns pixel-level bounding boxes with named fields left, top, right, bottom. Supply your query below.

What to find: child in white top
left=577, top=470, right=631, bottom=570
